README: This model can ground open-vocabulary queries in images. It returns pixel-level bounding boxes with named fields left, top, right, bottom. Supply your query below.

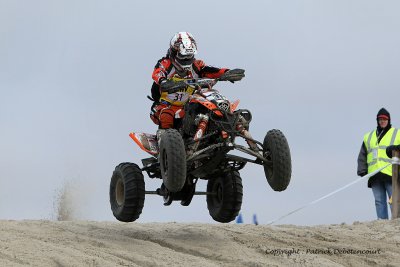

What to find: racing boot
left=155, top=129, right=166, bottom=158
left=156, top=129, right=165, bottom=147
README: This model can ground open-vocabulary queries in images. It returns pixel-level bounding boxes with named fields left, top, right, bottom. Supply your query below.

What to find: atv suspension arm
left=186, top=142, right=233, bottom=161
left=233, top=144, right=272, bottom=166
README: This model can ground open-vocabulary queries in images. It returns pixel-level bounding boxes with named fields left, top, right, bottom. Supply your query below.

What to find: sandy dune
left=0, top=219, right=399, bottom=266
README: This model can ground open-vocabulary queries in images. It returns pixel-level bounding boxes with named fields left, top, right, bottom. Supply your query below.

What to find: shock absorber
left=236, top=115, right=259, bottom=152
left=242, top=129, right=259, bottom=152
left=189, top=114, right=209, bottom=153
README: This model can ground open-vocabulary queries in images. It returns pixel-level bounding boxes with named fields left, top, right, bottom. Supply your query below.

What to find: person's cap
left=377, top=114, right=389, bottom=120
left=376, top=108, right=390, bottom=121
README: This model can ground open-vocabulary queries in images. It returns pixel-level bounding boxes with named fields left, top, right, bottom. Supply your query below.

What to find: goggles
left=175, top=52, right=195, bottom=66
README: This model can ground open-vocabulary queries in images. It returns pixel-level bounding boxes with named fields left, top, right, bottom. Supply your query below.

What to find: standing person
left=357, top=108, right=400, bottom=219
left=148, top=32, right=245, bottom=130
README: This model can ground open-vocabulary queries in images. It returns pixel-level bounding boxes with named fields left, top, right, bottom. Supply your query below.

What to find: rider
left=149, top=32, right=245, bottom=130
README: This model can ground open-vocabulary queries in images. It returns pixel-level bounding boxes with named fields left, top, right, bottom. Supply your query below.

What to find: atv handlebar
left=185, top=68, right=245, bottom=87
left=185, top=78, right=218, bottom=89
left=162, top=68, right=245, bottom=93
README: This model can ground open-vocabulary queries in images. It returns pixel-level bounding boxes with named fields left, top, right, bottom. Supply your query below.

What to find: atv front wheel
left=263, top=129, right=292, bottom=191
left=110, top=162, right=145, bottom=222
left=159, top=129, right=187, bottom=193
left=206, top=171, right=243, bottom=223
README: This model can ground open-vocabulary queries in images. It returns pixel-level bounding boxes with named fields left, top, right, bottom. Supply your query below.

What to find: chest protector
left=363, top=127, right=400, bottom=177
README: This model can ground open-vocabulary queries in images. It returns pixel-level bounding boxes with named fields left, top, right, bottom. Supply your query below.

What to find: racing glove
left=160, top=79, right=187, bottom=93
left=386, top=144, right=400, bottom=158
left=219, top=69, right=245, bottom=83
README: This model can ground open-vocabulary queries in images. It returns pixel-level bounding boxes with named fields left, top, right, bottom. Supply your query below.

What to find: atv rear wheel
left=206, top=171, right=243, bottom=223
left=110, top=163, right=145, bottom=222
left=263, top=129, right=292, bottom=191
left=159, top=129, right=187, bottom=193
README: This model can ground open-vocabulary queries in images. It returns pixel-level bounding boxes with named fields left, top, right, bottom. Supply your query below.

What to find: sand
left=0, top=219, right=399, bottom=266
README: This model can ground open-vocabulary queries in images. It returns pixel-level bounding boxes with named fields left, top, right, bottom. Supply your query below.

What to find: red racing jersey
left=150, top=57, right=228, bottom=104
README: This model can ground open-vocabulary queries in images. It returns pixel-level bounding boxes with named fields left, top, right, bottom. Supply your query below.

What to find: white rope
left=266, top=163, right=392, bottom=225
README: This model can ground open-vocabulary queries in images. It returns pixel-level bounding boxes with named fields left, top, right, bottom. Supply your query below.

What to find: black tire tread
left=159, top=129, right=186, bottom=192
left=263, top=129, right=291, bottom=191
left=207, top=171, right=243, bottom=223
left=110, top=162, right=145, bottom=222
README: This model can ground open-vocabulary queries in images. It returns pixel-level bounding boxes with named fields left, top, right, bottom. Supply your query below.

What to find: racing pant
left=150, top=103, right=185, bottom=129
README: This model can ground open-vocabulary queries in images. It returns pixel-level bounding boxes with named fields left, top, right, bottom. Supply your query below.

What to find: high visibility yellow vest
left=363, top=127, right=400, bottom=177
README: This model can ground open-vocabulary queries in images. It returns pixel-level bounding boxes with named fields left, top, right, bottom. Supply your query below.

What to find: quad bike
left=110, top=75, right=292, bottom=223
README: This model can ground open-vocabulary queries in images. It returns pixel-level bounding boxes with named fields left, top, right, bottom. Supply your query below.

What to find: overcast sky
left=1, top=0, right=399, bottom=225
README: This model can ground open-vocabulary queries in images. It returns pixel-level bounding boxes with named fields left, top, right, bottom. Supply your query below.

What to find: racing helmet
left=169, top=32, right=197, bottom=71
